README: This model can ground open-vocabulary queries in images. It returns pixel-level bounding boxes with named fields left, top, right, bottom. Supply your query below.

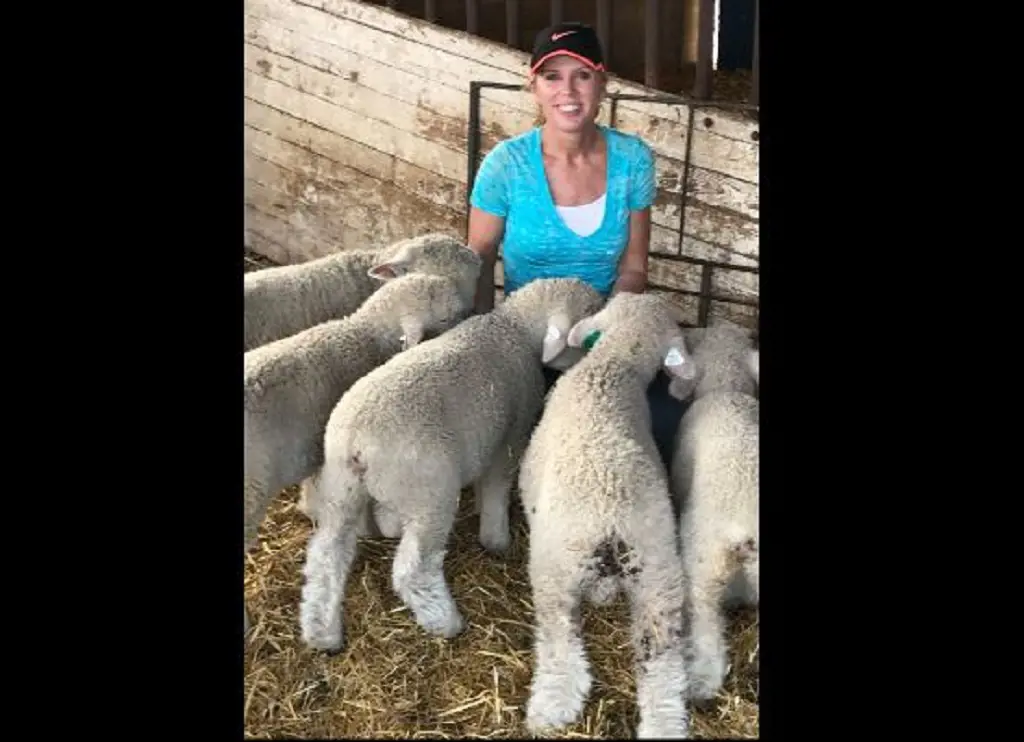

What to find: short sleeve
left=469, top=143, right=510, bottom=218
left=627, top=139, right=657, bottom=212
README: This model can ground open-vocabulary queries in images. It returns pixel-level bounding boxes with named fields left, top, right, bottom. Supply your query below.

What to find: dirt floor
left=243, top=250, right=759, bottom=739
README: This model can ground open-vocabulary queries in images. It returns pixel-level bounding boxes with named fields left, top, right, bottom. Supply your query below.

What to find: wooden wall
left=244, top=0, right=759, bottom=328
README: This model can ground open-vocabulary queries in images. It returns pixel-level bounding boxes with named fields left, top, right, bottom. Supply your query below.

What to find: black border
left=53, top=0, right=937, bottom=736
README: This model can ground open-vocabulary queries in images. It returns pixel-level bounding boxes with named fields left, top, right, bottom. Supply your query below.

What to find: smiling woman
left=466, top=21, right=686, bottom=467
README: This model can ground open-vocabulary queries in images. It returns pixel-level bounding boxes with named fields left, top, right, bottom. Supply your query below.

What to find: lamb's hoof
left=686, top=662, right=726, bottom=702
left=300, top=614, right=345, bottom=654
left=525, top=672, right=590, bottom=734
left=525, top=692, right=581, bottom=735
left=418, top=608, right=466, bottom=639
left=302, top=631, right=346, bottom=655
left=637, top=717, right=689, bottom=739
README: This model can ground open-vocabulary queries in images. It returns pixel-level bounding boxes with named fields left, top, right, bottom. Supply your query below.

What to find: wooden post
left=507, top=0, right=520, bottom=48
left=596, top=0, right=611, bottom=67
left=645, top=0, right=659, bottom=89
left=467, top=0, right=479, bottom=35
left=551, top=0, right=564, bottom=26
left=694, top=0, right=714, bottom=98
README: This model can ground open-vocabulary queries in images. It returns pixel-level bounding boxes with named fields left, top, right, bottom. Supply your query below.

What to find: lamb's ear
left=398, top=316, right=425, bottom=351
left=541, top=321, right=569, bottom=364
left=368, top=260, right=411, bottom=282
left=745, top=348, right=759, bottom=385
left=566, top=315, right=600, bottom=348
left=663, top=339, right=697, bottom=381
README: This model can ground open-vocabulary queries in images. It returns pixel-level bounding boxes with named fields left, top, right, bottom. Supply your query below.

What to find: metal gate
left=465, top=82, right=759, bottom=331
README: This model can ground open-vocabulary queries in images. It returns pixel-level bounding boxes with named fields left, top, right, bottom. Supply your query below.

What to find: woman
left=466, top=21, right=687, bottom=466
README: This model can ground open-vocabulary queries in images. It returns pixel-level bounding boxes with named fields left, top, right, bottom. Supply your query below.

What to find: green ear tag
left=582, top=329, right=602, bottom=351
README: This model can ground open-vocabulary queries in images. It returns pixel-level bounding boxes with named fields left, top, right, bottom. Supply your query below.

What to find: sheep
left=244, top=232, right=481, bottom=351
left=515, top=291, right=699, bottom=739
left=243, top=261, right=481, bottom=634
left=297, top=277, right=605, bottom=654
left=667, top=321, right=759, bottom=702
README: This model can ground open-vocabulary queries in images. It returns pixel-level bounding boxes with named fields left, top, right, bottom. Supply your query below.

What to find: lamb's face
left=565, top=293, right=698, bottom=393
left=367, top=235, right=483, bottom=305
left=681, top=322, right=758, bottom=397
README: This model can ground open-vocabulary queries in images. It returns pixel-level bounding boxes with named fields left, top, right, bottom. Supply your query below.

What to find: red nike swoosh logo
left=552, top=31, right=576, bottom=41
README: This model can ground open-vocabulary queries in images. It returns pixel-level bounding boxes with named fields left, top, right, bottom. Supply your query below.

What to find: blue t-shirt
left=469, top=125, right=657, bottom=297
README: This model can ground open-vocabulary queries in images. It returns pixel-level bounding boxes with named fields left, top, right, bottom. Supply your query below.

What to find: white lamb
left=244, top=232, right=480, bottom=351
left=243, top=261, right=480, bottom=634
left=516, top=291, right=699, bottom=739
left=297, top=277, right=605, bottom=653
left=668, top=321, right=759, bottom=702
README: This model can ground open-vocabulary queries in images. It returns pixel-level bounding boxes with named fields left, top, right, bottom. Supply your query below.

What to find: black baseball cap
left=529, top=21, right=605, bottom=75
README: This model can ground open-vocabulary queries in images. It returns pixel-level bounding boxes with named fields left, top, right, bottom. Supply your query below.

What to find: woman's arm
left=612, top=207, right=651, bottom=295
left=614, top=138, right=657, bottom=296
left=467, top=207, right=506, bottom=313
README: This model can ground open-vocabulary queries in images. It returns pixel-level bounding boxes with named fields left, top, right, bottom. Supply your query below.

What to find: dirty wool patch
left=242, top=249, right=759, bottom=739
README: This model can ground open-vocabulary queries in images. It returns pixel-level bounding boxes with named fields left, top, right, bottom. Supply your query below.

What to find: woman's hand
left=613, top=207, right=651, bottom=295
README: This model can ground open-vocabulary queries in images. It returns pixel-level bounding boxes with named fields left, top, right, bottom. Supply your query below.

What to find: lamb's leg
left=525, top=546, right=591, bottom=734
left=473, top=443, right=516, bottom=554
left=684, top=543, right=733, bottom=702
left=391, top=496, right=464, bottom=638
left=625, top=517, right=690, bottom=738
left=298, top=463, right=367, bottom=654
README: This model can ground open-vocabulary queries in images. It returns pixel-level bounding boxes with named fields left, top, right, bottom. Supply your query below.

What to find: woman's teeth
left=558, top=104, right=581, bottom=114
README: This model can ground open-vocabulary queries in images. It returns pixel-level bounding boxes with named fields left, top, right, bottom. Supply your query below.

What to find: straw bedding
left=242, top=249, right=759, bottom=738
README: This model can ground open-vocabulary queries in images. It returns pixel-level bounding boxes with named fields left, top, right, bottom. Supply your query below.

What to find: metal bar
left=609, top=95, right=618, bottom=129
left=425, top=0, right=437, bottom=23
left=506, top=0, right=520, bottom=48
left=596, top=0, right=611, bottom=66
left=694, top=0, right=714, bottom=98
left=550, top=0, right=564, bottom=26
left=697, top=264, right=713, bottom=325
left=466, top=81, right=482, bottom=219
left=676, top=105, right=696, bottom=256
left=644, top=0, right=659, bottom=89
left=750, top=0, right=759, bottom=106
left=466, top=0, right=479, bottom=35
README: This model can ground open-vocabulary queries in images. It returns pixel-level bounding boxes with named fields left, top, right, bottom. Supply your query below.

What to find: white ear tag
left=545, top=326, right=561, bottom=342
left=665, top=347, right=686, bottom=367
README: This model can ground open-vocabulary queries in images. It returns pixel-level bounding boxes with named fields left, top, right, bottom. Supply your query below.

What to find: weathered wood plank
left=244, top=69, right=466, bottom=183
left=245, top=126, right=464, bottom=239
left=648, top=255, right=759, bottom=300
left=245, top=14, right=531, bottom=152
left=245, top=98, right=467, bottom=212
left=245, top=203, right=351, bottom=263
left=250, top=0, right=758, bottom=181
left=245, top=227, right=290, bottom=266
left=246, top=176, right=372, bottom=253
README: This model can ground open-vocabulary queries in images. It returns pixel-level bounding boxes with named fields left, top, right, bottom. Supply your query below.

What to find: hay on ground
left=242, top=250, right=759, bottom=739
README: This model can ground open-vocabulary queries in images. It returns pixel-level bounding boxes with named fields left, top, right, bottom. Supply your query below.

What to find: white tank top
left=555, top=193, right=607, bottom=238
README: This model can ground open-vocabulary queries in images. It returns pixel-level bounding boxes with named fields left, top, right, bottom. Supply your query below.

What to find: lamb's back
left=673, top=391, right=758, bottom=529
left=244, top=249, right=381, bottom=349
left=522, top=362, right=666, bottom=522
left=333, top=315, right=545, bottom=455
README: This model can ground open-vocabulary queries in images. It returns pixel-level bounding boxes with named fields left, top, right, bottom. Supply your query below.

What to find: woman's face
left=531, top=55, right=605, bottom=133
